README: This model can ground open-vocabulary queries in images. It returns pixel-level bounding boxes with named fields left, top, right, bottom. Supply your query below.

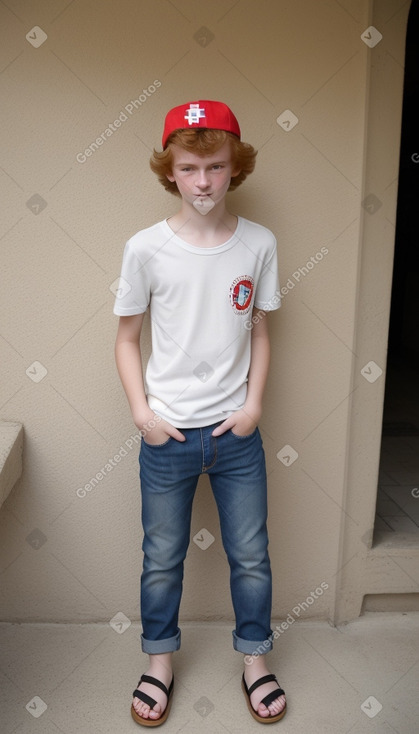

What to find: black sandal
left=242, top=673, right=286, bottom=723
left=131, top=674, right=174, bottom=727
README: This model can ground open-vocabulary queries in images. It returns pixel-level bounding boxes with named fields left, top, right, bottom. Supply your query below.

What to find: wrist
left=132, top=406, right=158, bottom=429
left=242, top=400, right=262, bottom=423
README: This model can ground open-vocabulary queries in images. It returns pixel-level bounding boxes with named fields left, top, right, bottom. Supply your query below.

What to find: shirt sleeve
left=253, top=236, right=281, bottom=311
left=113, top=238, right=150, bottom=316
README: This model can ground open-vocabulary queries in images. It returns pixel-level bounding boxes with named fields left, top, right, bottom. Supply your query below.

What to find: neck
left=169, top=199, right=235, bottom=235
left=167, top=200, right=238, bottom=247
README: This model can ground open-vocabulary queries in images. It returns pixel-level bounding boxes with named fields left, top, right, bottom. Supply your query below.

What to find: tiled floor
left=1, top=614, right=418, bottom=734
left=376, top=434, right=419, bottom=535
left=374, top=355, right=419, bottom=542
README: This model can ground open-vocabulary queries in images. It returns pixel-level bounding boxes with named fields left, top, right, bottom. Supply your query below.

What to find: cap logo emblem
left=184, top=103, right=206, bottom=125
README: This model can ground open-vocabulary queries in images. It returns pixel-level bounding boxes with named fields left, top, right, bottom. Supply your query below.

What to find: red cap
left=162, top=100, right=241, bottom=148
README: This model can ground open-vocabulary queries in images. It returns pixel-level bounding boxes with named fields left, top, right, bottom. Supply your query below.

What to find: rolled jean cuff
left=232, top=630, right=273, bottom=656
left=141, top=629, right=181, bottom=654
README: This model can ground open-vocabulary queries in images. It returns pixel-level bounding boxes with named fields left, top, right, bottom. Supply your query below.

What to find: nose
left=195, top=169, right=210, bottom=189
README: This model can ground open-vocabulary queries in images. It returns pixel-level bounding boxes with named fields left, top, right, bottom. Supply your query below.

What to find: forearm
left=114, top=314, right=186, bottom=442
left=211, top=313, right=271, bottom=437
left=243, top=320, right=270, bottom=420
left=114, top=339, right=151, bottom=423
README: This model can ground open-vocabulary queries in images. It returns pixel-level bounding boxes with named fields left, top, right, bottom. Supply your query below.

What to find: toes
left=133, top=699, right=149, bottom=717
left=147, top=703, right=162, bottom=719
left=132, top=697, right=162, bottom=720
left=268, top=695, right=286, bottom=716
left=257, top=694, right=286, bottom=718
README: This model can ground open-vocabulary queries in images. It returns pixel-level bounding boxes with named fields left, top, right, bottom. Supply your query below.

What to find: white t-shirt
left=113, top=216, right=281, bottom=427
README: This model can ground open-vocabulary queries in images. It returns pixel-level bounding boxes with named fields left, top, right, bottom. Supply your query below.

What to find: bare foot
left=244, top=656, right=286, bottom=718
left=132, top=653, right=173, bottom=722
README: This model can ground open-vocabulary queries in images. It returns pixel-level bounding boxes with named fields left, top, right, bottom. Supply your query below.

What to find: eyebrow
left=174, top=159, right=229, bottom=167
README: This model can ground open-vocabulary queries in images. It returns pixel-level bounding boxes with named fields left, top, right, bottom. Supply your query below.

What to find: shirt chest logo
left=229, top=275, right=254, bottom=314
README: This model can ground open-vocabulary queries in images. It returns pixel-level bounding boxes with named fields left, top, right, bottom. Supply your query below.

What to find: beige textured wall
left=0, top=0, right=408, bottom=624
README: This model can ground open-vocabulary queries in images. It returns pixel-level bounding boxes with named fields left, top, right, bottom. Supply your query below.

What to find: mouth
left=193, top=194, right=215, bottom=214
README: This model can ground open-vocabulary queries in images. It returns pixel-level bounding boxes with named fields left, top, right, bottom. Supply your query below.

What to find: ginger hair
left=149, top=129, right=257, bottom=196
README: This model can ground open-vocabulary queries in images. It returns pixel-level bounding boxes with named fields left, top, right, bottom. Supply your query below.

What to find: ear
left=231, top=167, right=241, bottom=178
left=166, top=172, right=175, bottom=182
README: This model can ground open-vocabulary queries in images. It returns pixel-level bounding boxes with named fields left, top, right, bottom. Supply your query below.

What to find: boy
left=114, top=100, right=286, bottom=726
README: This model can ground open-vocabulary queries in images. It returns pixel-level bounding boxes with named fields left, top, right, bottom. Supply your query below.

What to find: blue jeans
left=138, top=423, right=273, bottom=656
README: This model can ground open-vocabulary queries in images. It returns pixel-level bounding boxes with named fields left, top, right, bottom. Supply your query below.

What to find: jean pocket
left=229, top=427, right=258, bottom=439
left=141, top=435, right=172, bottom=448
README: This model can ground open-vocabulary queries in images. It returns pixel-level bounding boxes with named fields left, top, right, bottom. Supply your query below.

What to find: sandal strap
left=245, top=673, right=278, bottom=697
left=132, top=673, right=173, bottom=707
left=261, top=687, right=285, bottom=708
left=140, top=674, right=171, bottom=697
left=133, top=689, right=157, bottom=709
